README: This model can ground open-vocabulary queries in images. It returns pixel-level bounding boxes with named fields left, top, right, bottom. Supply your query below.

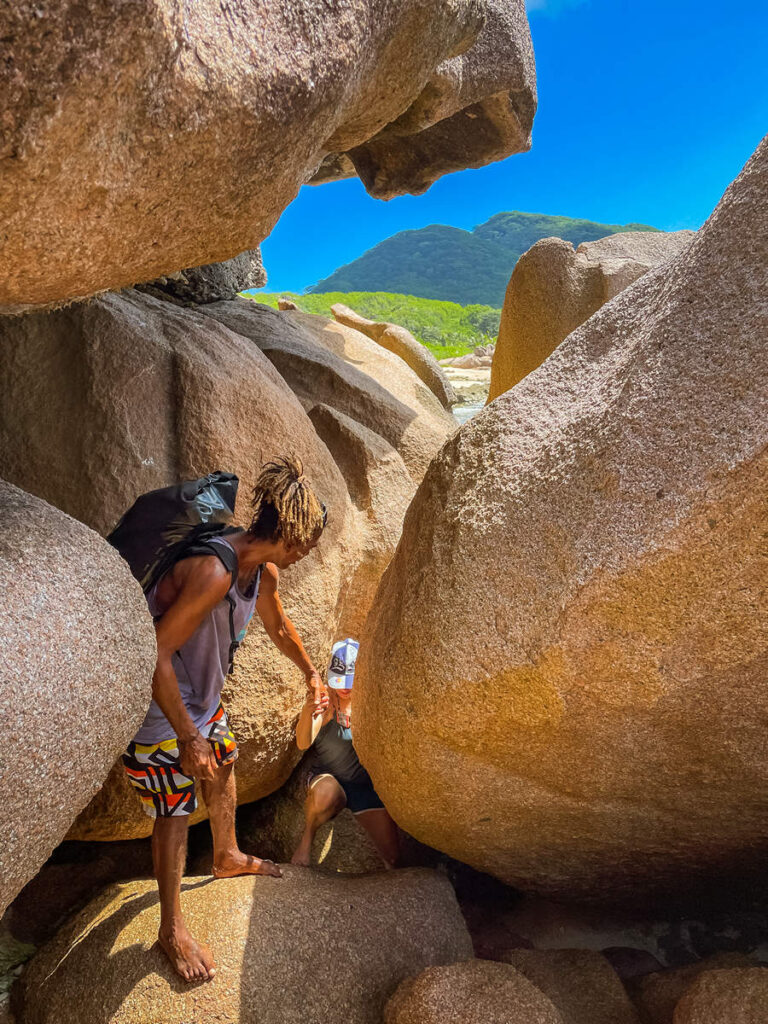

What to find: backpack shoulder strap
left=181, top=538, right=238, bottom=588
left=178, top=539, right=240, bottom=674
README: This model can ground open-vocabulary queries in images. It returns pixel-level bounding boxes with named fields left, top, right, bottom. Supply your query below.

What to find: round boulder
left=17, top=868, right=472, bottom=1024
left=355, top=139, right=768, bottom=898
left=385, top=960, right=563, bottom=1024
left=0, top=482, right=155, bottom=914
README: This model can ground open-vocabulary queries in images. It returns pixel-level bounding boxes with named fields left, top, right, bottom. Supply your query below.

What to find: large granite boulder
left=1, top=0, right=535, bottom=313
left=499, top=949, right=640, bottom=1024
left=200, top=299, right=456, bottom=480
left=346, top=0, right=536, bottom=198
left=17, top=869, right=472, bottom=1024
left=355, top=138, right=768, bottom=899
left=630, top=955, right=758, bottom=1024
left=0, top=482, right=155, bottom=913
left=0, top=289, right=360, bottom=839
left=307, top=404, right=413, bottom=638
left=385, top=960, right=563, bottom=1024
left=673, top=968, right=768, bottom=1024
left=488, top=230, right=694, bottom=401
left=331, top=303, right=457, bottom=409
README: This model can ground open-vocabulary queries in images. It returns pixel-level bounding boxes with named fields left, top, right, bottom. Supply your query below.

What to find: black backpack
left=108, top=472, right=248, bottom=672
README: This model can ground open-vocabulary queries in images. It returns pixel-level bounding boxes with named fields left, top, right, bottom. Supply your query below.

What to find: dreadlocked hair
left=248, top=455, right=327, bottom=548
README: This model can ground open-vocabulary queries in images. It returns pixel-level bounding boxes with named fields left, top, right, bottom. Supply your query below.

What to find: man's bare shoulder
left=158, top=554, right=232, bottom=607
left=259, top=562, right=280, bottom=592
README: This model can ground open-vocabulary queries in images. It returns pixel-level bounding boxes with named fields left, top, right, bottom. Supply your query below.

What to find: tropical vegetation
left=249, top=291, right=501, bottom=358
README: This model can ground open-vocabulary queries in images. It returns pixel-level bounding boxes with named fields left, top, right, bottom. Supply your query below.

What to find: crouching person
left=291, top=638, right=399, bottom=869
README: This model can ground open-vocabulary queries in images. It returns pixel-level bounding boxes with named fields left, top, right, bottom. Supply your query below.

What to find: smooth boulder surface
left=355, top=139, right=768, bottom=898
left=630, top=955, right=758, bottom=1024
left=673, top=968, right=768, bottom=1024
left=0, top=482, right=155, bottom=913
left=18, top=869, right=473, bottom=1024
left=140, top=248, right=266, bottom=304
left=307, top=404, right=413, bottom=638
left=348, top=0, right=536, bottom=199
left=488, top=230, right=694, bottom=400
left=385, top=960, right=564, bottom=1024
left=0, top=289, right=361, bottom=839
left=331, top=302, right=457, bottom=409
left=200, top=299, right=456, bottom=480
left=499, top=949, right=640, bottom=1024
left=1, top=0, right=535, bottom=312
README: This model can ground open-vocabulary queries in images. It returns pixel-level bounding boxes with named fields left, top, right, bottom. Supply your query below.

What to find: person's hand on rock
left=307, top=669, right=328, bottom=716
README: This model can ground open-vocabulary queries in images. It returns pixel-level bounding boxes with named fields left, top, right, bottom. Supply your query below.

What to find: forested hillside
left=309, top=211, right=658, bottom=305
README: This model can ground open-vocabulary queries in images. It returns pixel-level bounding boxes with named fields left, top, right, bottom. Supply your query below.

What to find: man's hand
left=178, top=732, right=217, bottom=780
left=307, top=669, right=328, bottom=716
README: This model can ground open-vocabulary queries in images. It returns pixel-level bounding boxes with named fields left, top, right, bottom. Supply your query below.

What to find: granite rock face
left=348, top=0, right=536, bottom=198
left=355, top=138, right=768, bottom=898
left=630, top=955, right=759, bottom=1024
left=488, top=230, right=694, bottom=401
left=1, top=0, right=535, bottom=312
left=0, top=482, right=155, bottom=911
left=18, top=869, right=473, bottom=1024
left=672, top=968, right=768, bottom=1024
left=307, top=404, right=413, bottom=638
left=0, top=286, right=441, bottom=840
left=0, top=289, right=358, bottom=839
left=200, top=300, right=456, bottom=481
left=385, top=960, right=564, bottom=1024
left=140, top=248, right=266, bottom=305
left=331, top=303, right=457, bottom=409
left=499, top=949, right=640, bottom=1024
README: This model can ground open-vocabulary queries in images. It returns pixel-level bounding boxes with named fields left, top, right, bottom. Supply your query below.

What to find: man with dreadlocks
left=121, top=456, right=328, bottom=983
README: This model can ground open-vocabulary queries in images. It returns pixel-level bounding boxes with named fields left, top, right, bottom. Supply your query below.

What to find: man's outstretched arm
left=256, top=563, right=328, bottom=713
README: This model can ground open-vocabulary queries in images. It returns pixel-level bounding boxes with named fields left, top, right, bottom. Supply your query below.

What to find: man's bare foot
left=290, top=843, right=311, bottom=867
left=158, top=922, right=216, bottom=983
left=212, top=850, right=283, bottom=878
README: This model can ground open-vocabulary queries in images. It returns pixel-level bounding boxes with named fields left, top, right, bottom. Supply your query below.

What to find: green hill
left=250, top=291, right=500, bottom=358
left=309, top=211, right=658, bottom=306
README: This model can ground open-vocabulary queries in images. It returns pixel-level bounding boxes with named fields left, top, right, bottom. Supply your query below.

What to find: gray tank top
left=133, top=537, right=261, bottom=744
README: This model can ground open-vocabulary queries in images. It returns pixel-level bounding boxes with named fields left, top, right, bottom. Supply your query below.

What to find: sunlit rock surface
left=488, top=230, right=694, bottom=401
left=355, top=138, right=768, bottom=899
left=1, top=0, right=535, bottom=312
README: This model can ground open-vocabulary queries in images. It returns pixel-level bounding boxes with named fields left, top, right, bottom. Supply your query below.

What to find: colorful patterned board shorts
left=122, top=703, right=237, bottom=819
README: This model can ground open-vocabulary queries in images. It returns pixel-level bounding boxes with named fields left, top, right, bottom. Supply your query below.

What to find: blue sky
left=258, top=0, right=767, bottom=294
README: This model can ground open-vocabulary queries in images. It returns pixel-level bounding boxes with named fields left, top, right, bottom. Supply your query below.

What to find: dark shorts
left=122, top=703, right=237, bottom=818
left=304, top=765, right=385, bottom=815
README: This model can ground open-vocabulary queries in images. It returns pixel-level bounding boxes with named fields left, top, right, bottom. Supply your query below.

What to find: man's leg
left=356, top=808, right=400, bottom=868
left=153, top=815, right=217, bottom=982
left=291, top=774, right=346, bottom=866
left=203, top=762, right=282, bottom=878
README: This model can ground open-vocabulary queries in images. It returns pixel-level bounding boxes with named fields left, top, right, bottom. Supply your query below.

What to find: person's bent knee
left=309, top=777, right=346, bottom=817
